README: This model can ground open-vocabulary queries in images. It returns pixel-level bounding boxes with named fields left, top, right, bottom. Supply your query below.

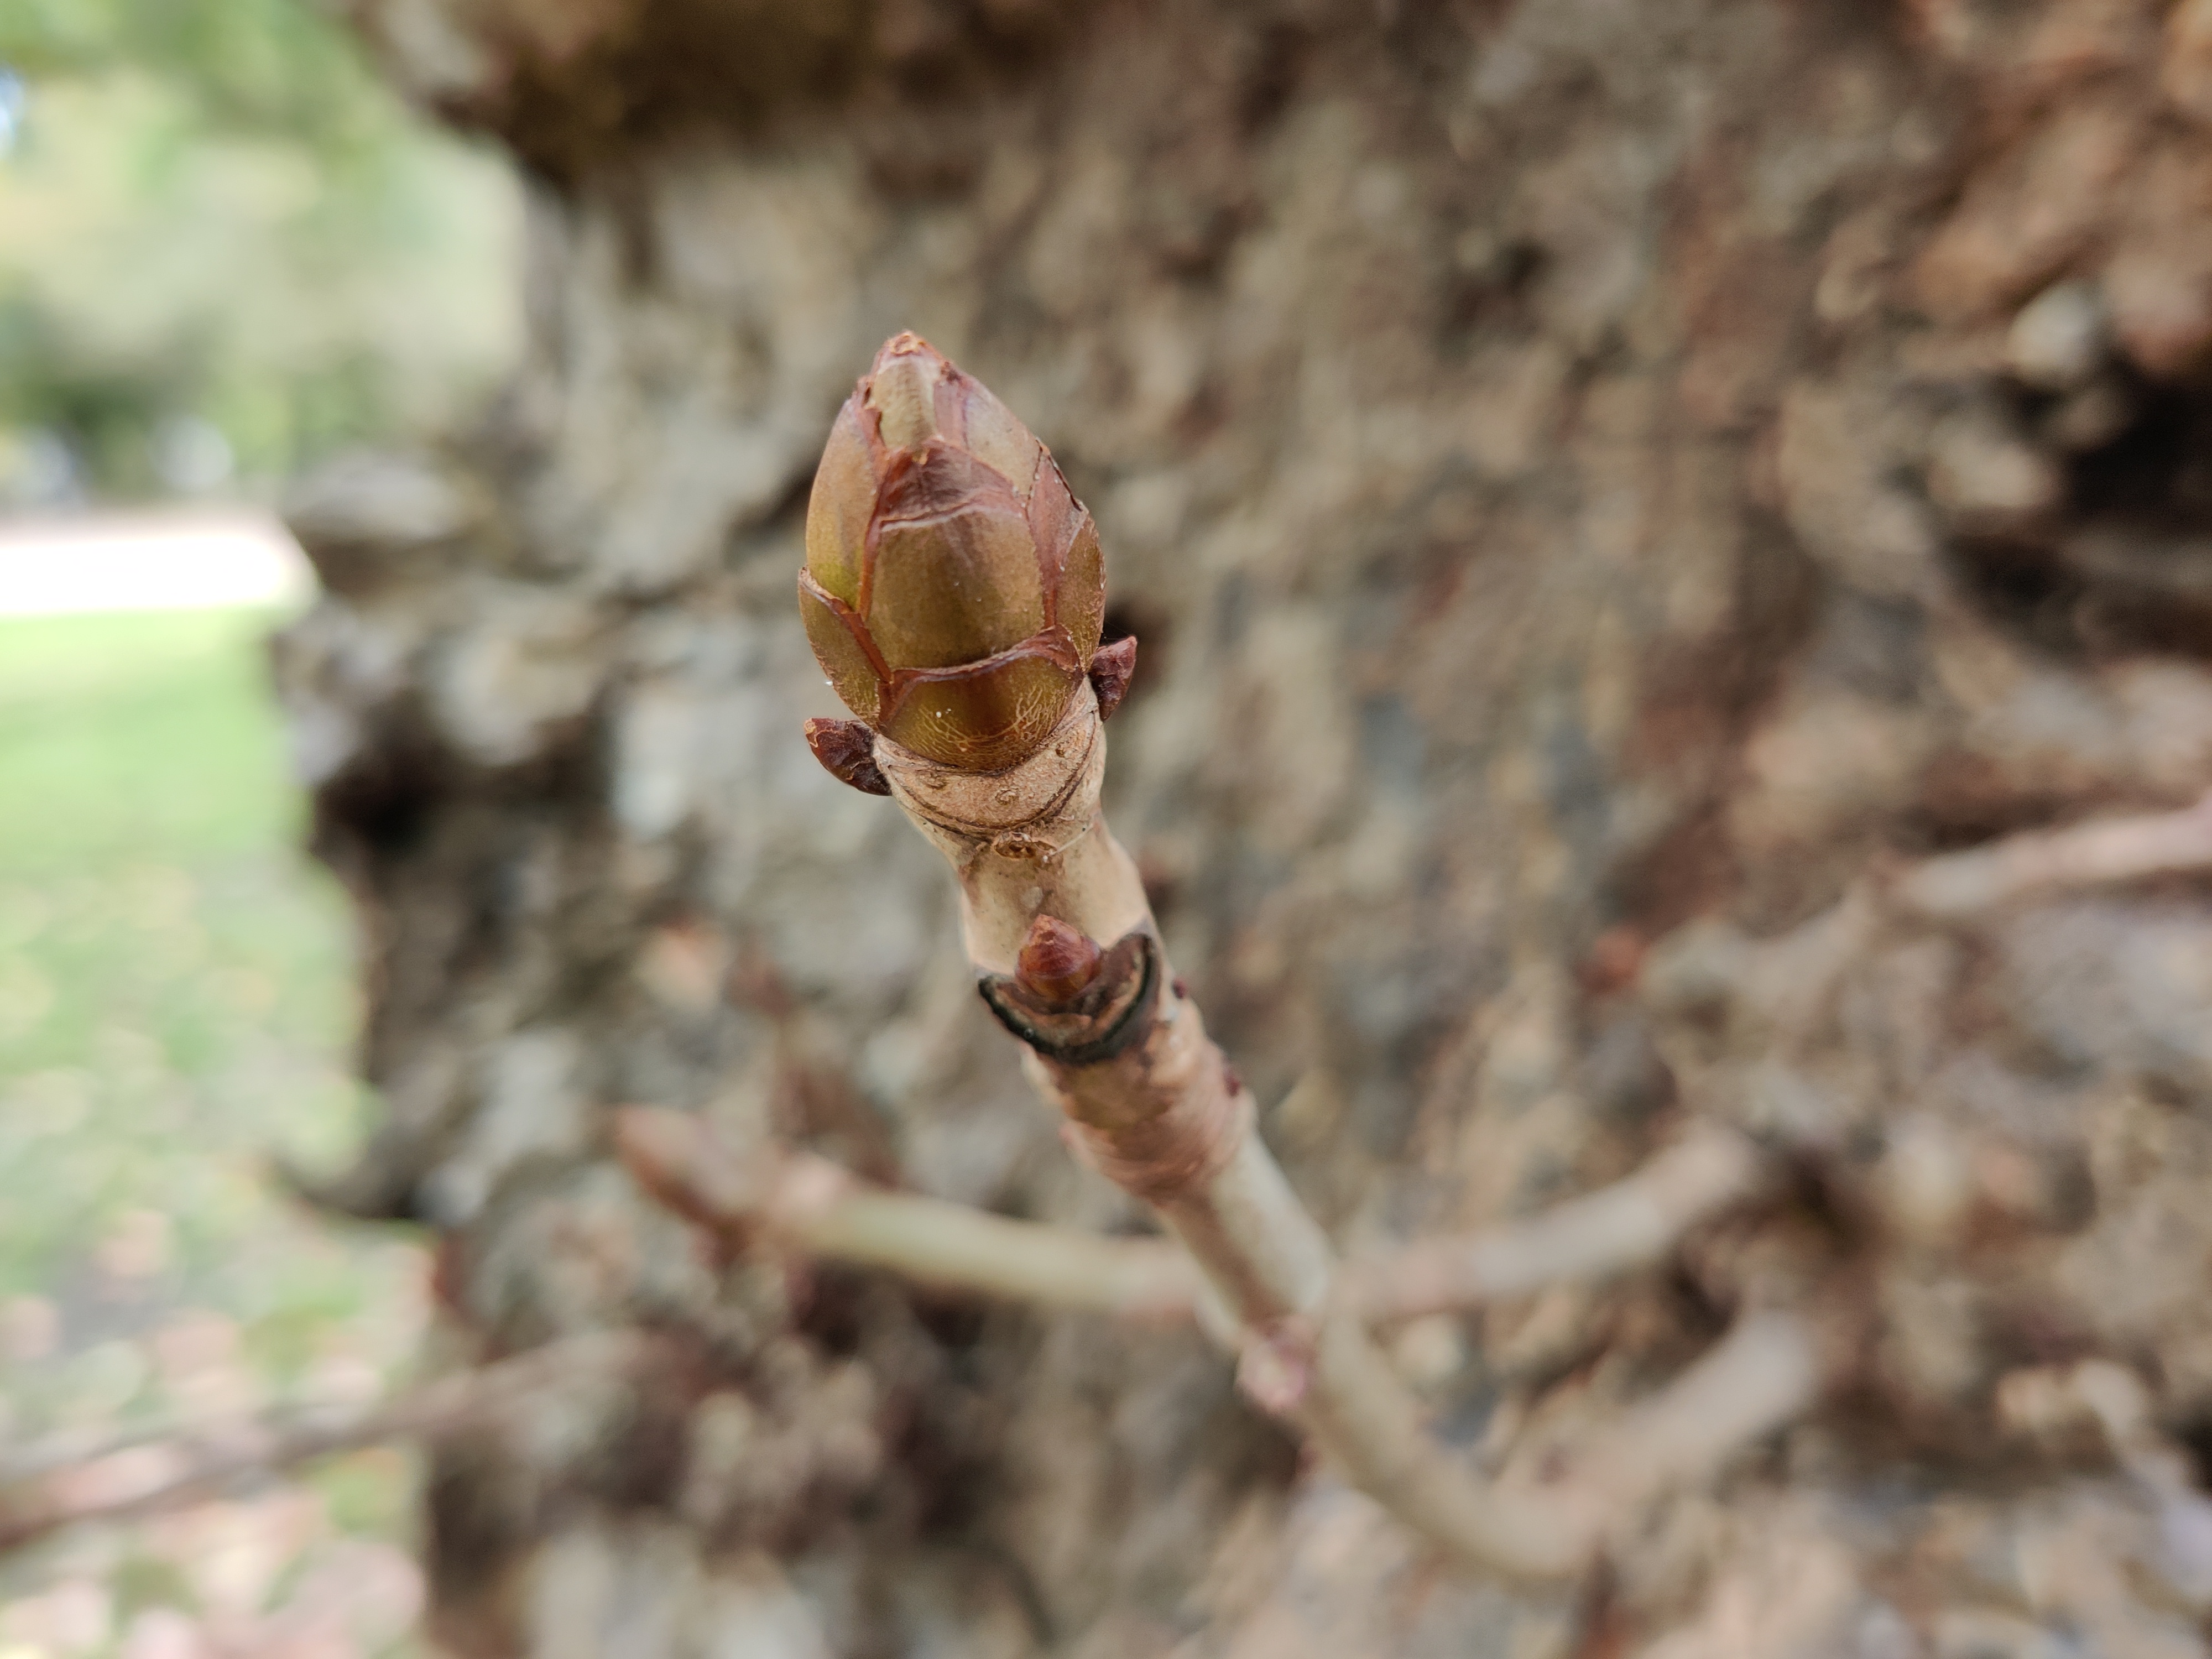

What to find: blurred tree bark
left=277, top=1, right=2212, bottom=1652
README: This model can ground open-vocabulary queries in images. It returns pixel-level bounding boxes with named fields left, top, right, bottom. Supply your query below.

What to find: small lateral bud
left=1088, top=635, right=1138, bottom=721
left=1015, top=915, right=1103, bottom=1004
left=804, top=717, right=891, bottom=796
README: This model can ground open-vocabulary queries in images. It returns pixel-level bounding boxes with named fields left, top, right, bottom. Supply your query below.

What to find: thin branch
left=1503, top=1308, right=1823, bottom=1551
left=1644, top=792, right=2212, bottom=1051
left=624, top=1104, right=1812, bottom=1573
left=614, top=1107, right=1202, bottom=1322
left=788, top=333, right=1827, bottom=1579
left=1344, top=1128, right=1770, bottom=1326
left=1, top=1412, right=216, bottom=1489
left=1892, top=787, right=2212, bottom=919
left=863, top=683, right=1769, bottom=1580
left=0, top=1332, right=648, bottom=1556
left=622, top=1107, right=1772, bottom=1335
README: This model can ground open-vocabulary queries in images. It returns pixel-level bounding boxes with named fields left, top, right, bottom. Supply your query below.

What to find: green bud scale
left=799, top=333, right=1106, bottom=772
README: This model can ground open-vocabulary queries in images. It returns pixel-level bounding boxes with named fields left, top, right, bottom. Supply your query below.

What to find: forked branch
left=784, top=332, right=1826, bottom=1580
left=618, top=1105, right=1769, bottom=1333
left=0, top=1332, right=647, bottom=1556
left=621, top=1108, right=1811, bottom=1572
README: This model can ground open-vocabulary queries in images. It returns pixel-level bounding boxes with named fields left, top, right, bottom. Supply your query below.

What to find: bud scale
left=799, top=333, right=1107, bottom=772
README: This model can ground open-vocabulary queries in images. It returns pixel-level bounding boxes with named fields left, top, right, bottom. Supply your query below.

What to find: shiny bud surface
left=800, top=333, right=1106, bottom=771
left=802, top=717, right=891, bottom=796
left=1087, top=634, right=1138, bottom=722
left=1014, top=915, right=1103, bottom=1005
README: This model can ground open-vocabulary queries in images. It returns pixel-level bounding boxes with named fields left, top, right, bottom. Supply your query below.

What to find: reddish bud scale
left=1087, top=634, right=1139, bottom=721
left=799, top=333, right=1107, bottom=772
left=1014, top=915, right=1104, bottom=1004
left=801, top=717, right=890, bottom=796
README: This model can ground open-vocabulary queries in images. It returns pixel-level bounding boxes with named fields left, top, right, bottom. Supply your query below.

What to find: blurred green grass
left=0, top=605, right=426, bottom=1655
left=0, top=609, right=299, bottom=868
left=0, top=607, right=374, bottom=1299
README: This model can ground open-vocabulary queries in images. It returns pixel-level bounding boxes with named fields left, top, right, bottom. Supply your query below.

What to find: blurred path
left=0, top=509, right=312, bottom=618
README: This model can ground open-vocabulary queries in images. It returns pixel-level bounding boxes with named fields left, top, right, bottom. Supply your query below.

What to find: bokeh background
left=15, top=1, right=2212, bottom=1655
left=1, top=5, right=518, bottom=1652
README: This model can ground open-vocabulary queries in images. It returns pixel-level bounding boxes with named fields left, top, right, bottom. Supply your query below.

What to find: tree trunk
left=278, top=0, right=2212, bottom=1651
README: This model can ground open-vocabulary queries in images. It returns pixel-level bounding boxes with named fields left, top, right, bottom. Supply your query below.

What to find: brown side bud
left=1087, top=635, right=1138, bottom=721
left=799, top=333, right=1107, bottom=773
left=1015, top=915, right=1103, bottom=1005
left=802, top=717, right=891, bottom=796
left=980, top=928, right=1158, bottom=1065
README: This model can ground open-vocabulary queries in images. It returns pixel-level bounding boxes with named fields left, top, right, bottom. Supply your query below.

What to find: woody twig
left=0, top=1332, right=646, bottom=1556
left=620, top=1105, right=1773, bottom=1333
left=1648, top=790, right=2212, bottom=1059
left=1494, top=1307, right=1823, bottom=1553
left=1892, top=786, right=2212, bottom=920
left=622, top=1104, right=1818, bottom=1570
left=785, top=333, right=1825, bottom=1580
left=1343, top=1127, right=1770, bottom=1327
left=615, top=1107, right=1201, bottom=1321
left=866, top=690, right=1600, bottom=1578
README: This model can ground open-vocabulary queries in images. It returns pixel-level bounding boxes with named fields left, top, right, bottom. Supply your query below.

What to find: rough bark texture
left=277, top=0, right=2212, bottom=1652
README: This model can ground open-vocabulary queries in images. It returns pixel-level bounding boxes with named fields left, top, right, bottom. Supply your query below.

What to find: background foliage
left=0, top=3, right=517, bottom=1651
left=0, top=0, right=519, bottom=503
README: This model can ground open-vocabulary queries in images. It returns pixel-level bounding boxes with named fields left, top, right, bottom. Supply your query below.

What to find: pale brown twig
left=1503, top=1308, right=1823, bottom=1550
left=1640, top=792, right=2212, bottom=1065
left=781, top=331, right=1829, bottom=1578
left=623, top=1104, right=1814, bottom=1569
left=869, top=688, right=1563, bottom=1574
left=619, top=1106, right=1776, bottom=1338
left=857, top=684, right=1822, bottom=1580
left=614, top=1107, right=1202, bottom=1322
left=1891, top=787, right=2212, bottom=919
left=1344, top=1128, right=1770, bottom=1326
left=0, top=1331, right=647, bottom=1556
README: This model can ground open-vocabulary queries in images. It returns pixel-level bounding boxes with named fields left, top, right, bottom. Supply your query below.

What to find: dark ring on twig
left=978, top=930, right=1159, bottom=1066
